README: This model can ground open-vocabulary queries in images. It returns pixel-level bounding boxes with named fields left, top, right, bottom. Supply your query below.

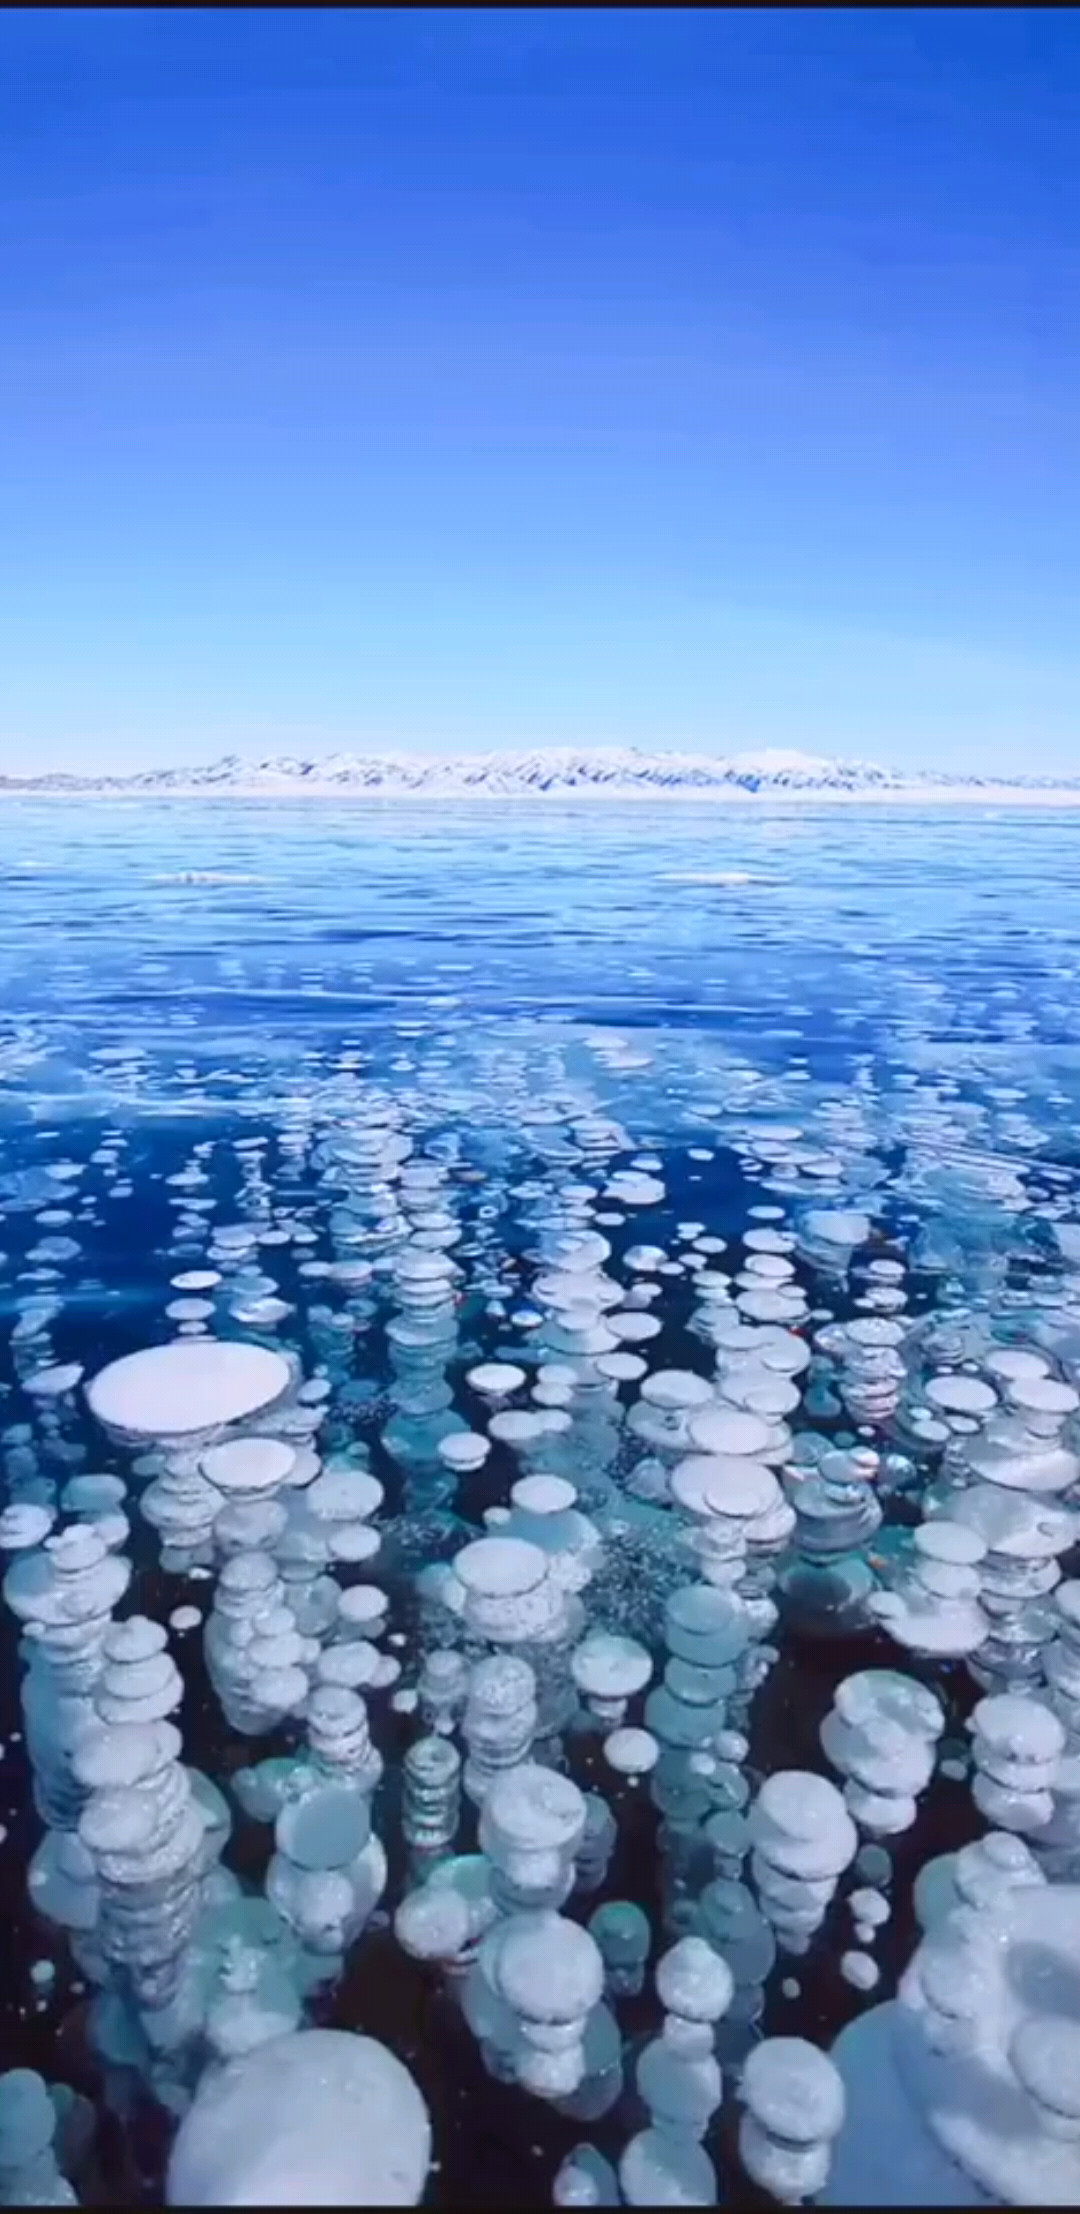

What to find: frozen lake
left=2, top=799, right=1080, bottom=2207
left=2, top=803, right=1080, bottom=1104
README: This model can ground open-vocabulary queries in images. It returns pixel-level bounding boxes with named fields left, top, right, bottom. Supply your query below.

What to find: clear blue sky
left=0, top=7, right=1075, bottom=775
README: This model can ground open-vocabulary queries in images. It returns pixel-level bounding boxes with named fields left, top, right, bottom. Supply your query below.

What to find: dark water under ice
left=1, top=799, right=1079, bottom=2203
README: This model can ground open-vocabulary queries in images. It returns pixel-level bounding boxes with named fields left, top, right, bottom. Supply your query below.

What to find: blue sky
left=0, top=7, right=1075, bottom=776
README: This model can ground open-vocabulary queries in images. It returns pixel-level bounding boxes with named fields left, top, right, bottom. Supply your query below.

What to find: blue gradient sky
left=1, top=8, right=1075, bottom=776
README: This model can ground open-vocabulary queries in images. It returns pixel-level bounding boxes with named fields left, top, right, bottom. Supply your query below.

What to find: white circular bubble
left=166, top=2029, right=432, bottom=2205
left=86, top=1340, right=292, bottom=1440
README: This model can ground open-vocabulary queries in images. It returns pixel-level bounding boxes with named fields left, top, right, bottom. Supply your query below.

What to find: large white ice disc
left=166, top=2028, right=432, bottom=2204
left=87, top=1340, right=292, bottom=1441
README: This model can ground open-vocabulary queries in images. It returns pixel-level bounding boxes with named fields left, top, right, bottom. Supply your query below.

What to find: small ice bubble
left=840, top=1949, right=880, bottom=1991
left=466, top=1362, right=527, bottom=1397
left=855, top=1843, right=892, bottom=1886
left=603, top=1728, right=660, bottom=1776
left=848, top=1887, right=889, bottom=1928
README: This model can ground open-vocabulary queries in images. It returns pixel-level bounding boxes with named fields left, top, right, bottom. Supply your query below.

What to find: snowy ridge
left=2, top=745, right=1079, bottom=799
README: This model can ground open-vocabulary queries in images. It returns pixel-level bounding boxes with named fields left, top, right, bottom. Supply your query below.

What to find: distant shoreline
left=3, top=784, right=1080, bottom=807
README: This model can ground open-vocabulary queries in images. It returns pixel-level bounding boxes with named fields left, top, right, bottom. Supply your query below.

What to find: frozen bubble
left=23, top=1363, right=84, bottom=1398
left=848, top=1887, right=890, bottom=1928
left=624, top=1245, right=668, bottom=1272
left=715, top=1728, right=750, bottom=1762
left=603, top=1728, right=659, bottom=1776
left=61, top=1473, right=127, bottom=1515
left=1008, top=1373, right=1080, bottom=1419
left=741, top=2036, right=845, bottom=2142
left=437, top=1432, right=491, bottom=1471
left=201, top=1437, right=297, bottom=1494
left=723, top=1370, right=801, bottom=1420
left=925, top=1373, right=999, bottom=1416
left=166, top=2028, right=432, bottom=2205
left=912, top=1852, right=961, bottom=1931
left=533, top=1380, right=574, bottom=1408
left=671, top=1453, right=780, bottom=1523
left=965, top=1432, right=1080, bottom=1495
left=536, top=1363, right=580, bottom=1391
left=738, top=1290, right=808, bottom=1324
left=665, top=1584, right=750, bottom=1661
left=317, top=1643, right=383, bottom=1689
left=750, top=1771, right=858, bottom=1873
left=454, top=1536, right=547, bottom=1598
left=169, top=1605, right=202, bottom=1633
left=912, top=1521, right=987, bottom=1569
left=306, top=1468, right=384, bottom=1523
left=0, top=2070, right=56, bottom=2160
left=298, top=1376, right=332, bottom=1404
left=840, top=1949, right=880, bottom=1992
left=741, top=1253, right=795, bottom=1282
left=336, top=1589, right=388, bottom=1646
left=744, top=1227, right=795, bottom=1253
left=855, top=1843, right=893, bottom=1885
left=0, top=1503, right=54, bottom=1551
left=983, top=1348, right=1051, bottom=1383
left=230, top=1296, right=293, bottom=1328
left=467, top=1363, right=526, bottom=1397
left=511, top=1474, right=577, bottom=1515
left=572, top=1632, right=653, bottom=1700
left=656, top=1936, right=733, bottom=2022
left=492, top=1407, right=569, bottom=1444
left=970, top=1692, right=1065, bottom=1764
left=687, top=1406, right=776, bottom=1458
left=1009, top=2017, right=1080, bottom=2124
left=619, top=2129, right=715, bottom=2207
left=607, top=1311, right=662, bottom=1343
left=945, top=1483, right=1074, bottom=1559
left=595, top=1352, right=649, bottom=1382
left=327, top=1523, right=381, bottom=1565
left=483, top=1763, right=587, bottom=1854
left=801, top=1208, right=870, bottom=1249
left=86, top=1340, right=292, bottom=1440
left=494, top=1911, right=604, bottom=2021
left=640, top=1370, right=715, bottom=1411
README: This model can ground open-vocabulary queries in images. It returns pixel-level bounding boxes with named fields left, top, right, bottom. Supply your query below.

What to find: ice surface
left=7, top=796, right=1080, bottom=2203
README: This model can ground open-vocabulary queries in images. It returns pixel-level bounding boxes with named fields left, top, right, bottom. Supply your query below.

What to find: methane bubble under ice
left=166, top=2028, right=432, bottom=2204
left=85, top=1341, right=293, bottom=1441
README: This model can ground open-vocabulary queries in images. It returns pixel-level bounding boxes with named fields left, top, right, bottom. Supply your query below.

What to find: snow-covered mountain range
left=2, top=746, right=1078, bottom=799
